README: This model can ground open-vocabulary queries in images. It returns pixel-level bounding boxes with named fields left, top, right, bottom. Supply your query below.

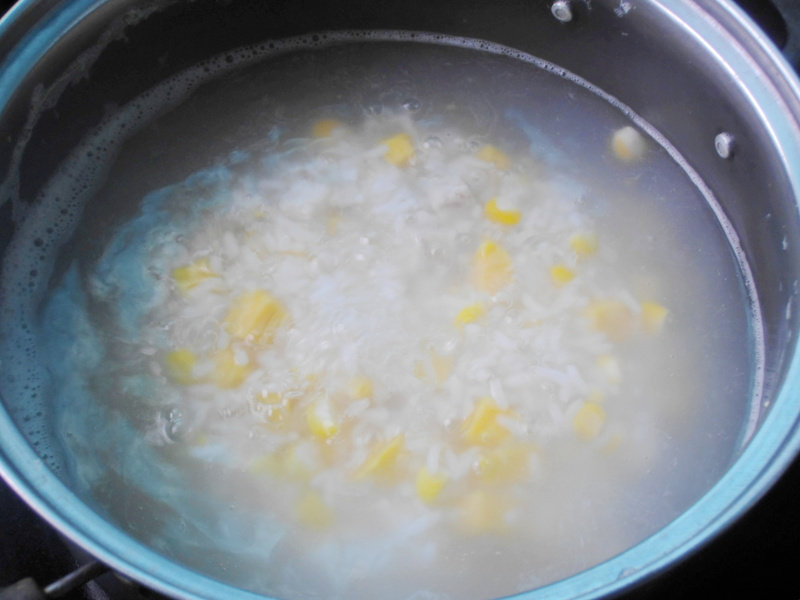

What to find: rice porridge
left=0, top=37, right=757, bottom=600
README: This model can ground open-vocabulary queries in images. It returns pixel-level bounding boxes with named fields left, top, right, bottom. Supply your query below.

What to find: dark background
left=0, top=0, right=798, bottom=598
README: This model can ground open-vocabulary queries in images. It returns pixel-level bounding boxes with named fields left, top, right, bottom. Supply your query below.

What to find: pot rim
left=1, top=1, right=800, bottom=598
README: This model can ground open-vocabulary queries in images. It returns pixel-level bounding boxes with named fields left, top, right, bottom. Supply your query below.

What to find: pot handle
left=0, top=561, right=108, bottom=600
left=738, top=0, right=800, bottom=70
left=769, top=0, right=800, bottom=69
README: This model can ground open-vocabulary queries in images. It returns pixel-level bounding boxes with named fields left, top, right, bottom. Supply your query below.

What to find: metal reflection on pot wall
left=1, top=1, right=800, bottom=599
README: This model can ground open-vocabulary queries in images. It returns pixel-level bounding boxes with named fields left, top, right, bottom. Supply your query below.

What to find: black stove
left=2, top=0, right=800, bottom=598
left=0, top=478, right=167, bottom=600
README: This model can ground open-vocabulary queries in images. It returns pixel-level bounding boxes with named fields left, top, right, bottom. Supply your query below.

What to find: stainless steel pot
left=1, top=1, right=800, bottom=598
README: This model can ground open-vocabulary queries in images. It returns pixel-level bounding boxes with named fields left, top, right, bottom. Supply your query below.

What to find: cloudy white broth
left=0, top=35, right=758, bottom=599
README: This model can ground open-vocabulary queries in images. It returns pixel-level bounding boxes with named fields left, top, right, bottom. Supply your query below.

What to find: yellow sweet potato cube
left=251, top=444, right=316, bottom=482
left=477, top=145, right=512, bottom=170
left=641, top=301, right=669, bottom=335
left=484, top=197, right=522, bottom=225
left=611, top=125, right=647, bottom=162
left=211, top=346, right=252, bottom=389
left=471, top=240, right=513, bottom=294
left=348, top=375, right=374, bottom=400
left=597, top=354, right=622, bottom=384
left=430, top=350, right=455, bottom=385
left=306, top=399, right=339, bottom=440
left=455, top=302, right=486, bottom=327
left=584, top=300, right=635, bottom=342
left=172, top=258, right=219, bottom=293
left=225, top=289, right=288, bottom=344
left=416, top=466, right=447, bottom=504
left=165, top=348, right=198, bottom=385
left=355, top=434, right=405, bottom=479
left=459, top=489, right=509, bottom=535
left=550, top=264, right=576, bottom=286
left=257, top=391, right=291, bottom=426
left=413, top=359, right=429, bottom=381
left=382, top=133, right=415, bottom=167
left=296, top=490, right=334, bottom=528
left=312, top=118, right=342, bottom=138
left=477, top=442, right=534, bottom=483
left=462, top=397, right=512, bottom=446
left=569, top=233, right=598, bottom=258
left=573, top=401, right=606, bottom=440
